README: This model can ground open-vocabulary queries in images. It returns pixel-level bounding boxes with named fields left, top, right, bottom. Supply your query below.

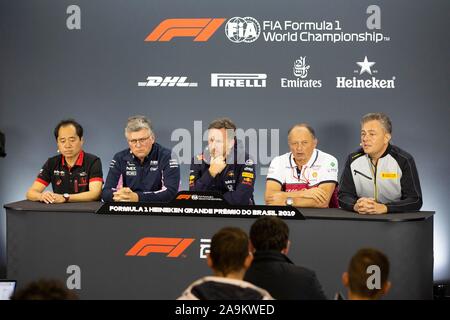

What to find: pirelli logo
left=211, top=73, right=267, bottom=88
left=126, top=237, right=195, bottom=258
left=145, top=18, right=226, bottom=42
left=381, top=172, right=398, bottom=179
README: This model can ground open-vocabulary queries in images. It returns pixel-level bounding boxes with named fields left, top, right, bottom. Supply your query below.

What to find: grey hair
left=361, top=113, right=392, bottom=134
left=124, top=115, right=154, bottom=137
left=287, top=123, right=316, bottom=139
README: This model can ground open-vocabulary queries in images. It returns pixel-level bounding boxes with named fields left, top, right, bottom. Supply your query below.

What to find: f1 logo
left=145, top=18, right=226, bottom=42
left=176, top=194, right=191, bottom=200
left=126, top=237, right=195, bottom=257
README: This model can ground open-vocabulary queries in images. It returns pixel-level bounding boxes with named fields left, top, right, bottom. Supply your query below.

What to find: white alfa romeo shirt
left=267, top=149, right=339, bottom=207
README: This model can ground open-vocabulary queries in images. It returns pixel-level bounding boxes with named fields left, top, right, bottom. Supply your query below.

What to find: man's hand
left=354, top=198, right=387, bottom=214
left=113, top=187, right=139, bottom=202
left=39, top=191, right=59, bottom=204
left=371, top=202, right=388, bottom=214
left=266, top=192, right=288, bottom=205
left=354, top=198, right=374, bottom=213
left=53, top=194, right=66, bottom=204
left=301, top=188, right=329, bottom=207
left=208, top=156, right=226, bottom=177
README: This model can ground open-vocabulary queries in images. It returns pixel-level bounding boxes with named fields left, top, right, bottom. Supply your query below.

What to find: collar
left=289, top=149, right=319, bottom=168
left=380, top=143, right=392, bottom=158
left=61, top=150, right=84, bottom=168
left=253, top=250, right=294, bottom=264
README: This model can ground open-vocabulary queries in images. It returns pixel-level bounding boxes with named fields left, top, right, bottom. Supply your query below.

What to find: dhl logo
left=126, top=237, right=195, bottom=257
left=145, top=18, right=226, bottom=42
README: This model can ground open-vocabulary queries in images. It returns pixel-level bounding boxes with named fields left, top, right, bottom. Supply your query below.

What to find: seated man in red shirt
left=26, top=119, right=103, bottom=203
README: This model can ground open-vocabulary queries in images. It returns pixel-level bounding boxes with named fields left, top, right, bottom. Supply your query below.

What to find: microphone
left=0, top=131, right=5, bottom=157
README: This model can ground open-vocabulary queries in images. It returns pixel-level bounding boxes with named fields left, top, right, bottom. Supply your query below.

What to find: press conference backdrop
left=0, top=0, right=449, bottom=283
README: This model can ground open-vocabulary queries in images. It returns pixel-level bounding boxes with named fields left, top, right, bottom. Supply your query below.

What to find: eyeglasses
left=128, top=136, right=151, bottom=145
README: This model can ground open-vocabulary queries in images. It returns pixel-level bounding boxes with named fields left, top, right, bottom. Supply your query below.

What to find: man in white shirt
left=265, top=124, right=339, bottom=207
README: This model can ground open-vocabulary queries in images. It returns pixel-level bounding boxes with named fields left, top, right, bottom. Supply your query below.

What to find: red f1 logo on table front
left=176, top=194, right=191, bottom=200
left=145, top=18, right=226, bottom=42
left=126, top=237, right=195, bottom=257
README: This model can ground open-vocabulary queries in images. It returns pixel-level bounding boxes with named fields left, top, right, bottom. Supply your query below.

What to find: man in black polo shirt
left=26, top=119, right=103, bottom=203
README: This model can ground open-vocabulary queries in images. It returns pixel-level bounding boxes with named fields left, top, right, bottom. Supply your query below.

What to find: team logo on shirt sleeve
left=327, top=161, right=338, bottom=173
left=245, top=159, right=254, bottom=166
left=189, top=175, right=196, bottom=187
left=243, top=166, right=254, bottom=172
left=109, top=159, right=117, bottom=168
left=242, top=172, right=254, bottom=179
left=169, top=158, right=179, bottom=168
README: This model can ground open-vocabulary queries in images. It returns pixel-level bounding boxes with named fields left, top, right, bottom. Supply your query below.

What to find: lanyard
left=296, top=167, right=302, bottom=180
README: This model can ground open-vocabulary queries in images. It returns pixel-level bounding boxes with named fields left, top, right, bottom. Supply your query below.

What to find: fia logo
left=225, top=17, right=261, bottom=43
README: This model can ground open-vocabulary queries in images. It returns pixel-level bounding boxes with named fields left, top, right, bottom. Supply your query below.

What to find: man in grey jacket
left=338, top=113, right=422, bottom=214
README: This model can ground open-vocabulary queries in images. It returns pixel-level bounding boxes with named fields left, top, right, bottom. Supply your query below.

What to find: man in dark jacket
left=244, top=217, right=327, bottom=300
left=189, top=118, right=255, bottom=205
left=102, top=115, right=180, bottom=203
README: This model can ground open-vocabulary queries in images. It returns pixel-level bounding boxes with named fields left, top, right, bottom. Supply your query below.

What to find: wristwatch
left=63, top=193, right=70, bottom=203
left=286, top=197, right=294, bottom=206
